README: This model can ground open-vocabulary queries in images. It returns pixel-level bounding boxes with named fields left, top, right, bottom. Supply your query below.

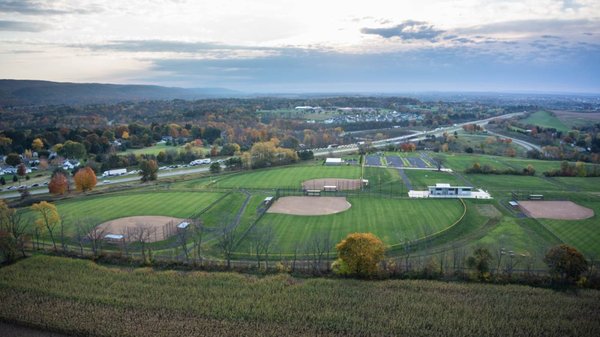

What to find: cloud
left=133, top=44, right=600, bottom=93
left=75, top=39, right=279, bottom=53
left=562, top=0, right=583, bottom=11
left=0, top=0, right=102, bottom=15
left=0, top=20, right=50, bottom=32
left=456, top=19, right=598, bottom=35
left=361, top=21, right=444, bottom=41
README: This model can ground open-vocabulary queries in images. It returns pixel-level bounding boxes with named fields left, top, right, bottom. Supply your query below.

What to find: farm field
left=2, top=256, right=599, bottom=337
left=30, top=191, right=225, bottom=236
left=521, top=110, right=569, bottom=131
left=241, top=197, right=464, bottom=254
left=555, top=111, right=600, bottom=128
left=211, top=165, right=360, bottom=189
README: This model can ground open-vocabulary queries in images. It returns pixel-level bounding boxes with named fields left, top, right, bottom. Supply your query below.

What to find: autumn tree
left=59, top=140, right=87, bottom=159
left=48, top=171, right=69, bottom=195
left=17, top=163, right=27, bottom=181
left=220, top=143, right=240, bottom=156
left=139, top=159, right=158, bottom=182
left=32, top=138, right=44, bottom=151
left=467, top=247, right=493, bottom=280
left=544, top=244, right=588, bottom=285
left=504, top=147, right=517, bottom=157
left=333, top=232, right=385, bottom=278
left=0, top=200, right=30, bottom=262
left=31, top=201, right=61, bottom=251
left=74, top=166, right=97, bottom=192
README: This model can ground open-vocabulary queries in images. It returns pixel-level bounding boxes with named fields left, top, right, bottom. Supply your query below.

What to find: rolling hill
left=0, top=79, right=243, bottom=106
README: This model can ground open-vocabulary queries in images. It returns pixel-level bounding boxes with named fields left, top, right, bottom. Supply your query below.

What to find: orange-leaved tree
left=74, top=167, right=97, bottom=192
left=333, top=232, right=385, bottom=278
left=544, top=244, right=588, bottom=285
left=48, top=171, right=69, bottom=195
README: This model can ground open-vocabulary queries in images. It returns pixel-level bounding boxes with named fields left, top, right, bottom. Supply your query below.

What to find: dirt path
left=397, top=169, right=412, bottom=191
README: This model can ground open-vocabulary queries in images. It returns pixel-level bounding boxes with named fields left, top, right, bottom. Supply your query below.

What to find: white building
left=408, top=183, right=492, bottom=199
left=428, top=183, right=472, bottom=197
left=325, top=158, right=343, bottom=166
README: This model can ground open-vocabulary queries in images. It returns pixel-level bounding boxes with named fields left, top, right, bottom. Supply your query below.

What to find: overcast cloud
left=0, top=0, right=599, bottom=93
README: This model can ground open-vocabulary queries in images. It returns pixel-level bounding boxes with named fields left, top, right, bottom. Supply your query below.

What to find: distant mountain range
left=0, top=79, right=244, bottom=106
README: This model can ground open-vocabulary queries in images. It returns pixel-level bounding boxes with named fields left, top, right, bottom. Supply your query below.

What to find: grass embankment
left=521, top=110, right=569, bottom=132
left=1, top=256, right=599, bottom=337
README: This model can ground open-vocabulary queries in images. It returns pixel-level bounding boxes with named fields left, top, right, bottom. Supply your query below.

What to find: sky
left=0, top=0, right=599, bottom=93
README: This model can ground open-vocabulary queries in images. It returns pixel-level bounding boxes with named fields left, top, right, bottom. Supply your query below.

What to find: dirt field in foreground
left=96, top=216, right=185, bottom=242
left=267, top=196, right=351, bottom=216
left=519, top=201, right=594, bottom=220
left=302, top=178, right=363, bottom=191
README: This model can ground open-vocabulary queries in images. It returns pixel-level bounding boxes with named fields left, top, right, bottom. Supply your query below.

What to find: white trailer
left=102, top=168, right=127, bottom=177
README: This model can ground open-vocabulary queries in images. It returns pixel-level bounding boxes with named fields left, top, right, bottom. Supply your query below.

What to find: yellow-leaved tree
left=333, top=232, right=385, bottom=278
left=31, top=201, right=61, bottom=251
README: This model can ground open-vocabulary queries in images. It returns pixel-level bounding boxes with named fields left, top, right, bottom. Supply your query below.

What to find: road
left=312, top=112, right=525, bottom=156
left=0, top=112, right=525, bottom=199
left=486, top=130, right=541, bottom=152
left=0, top=165, right=213, bottom=199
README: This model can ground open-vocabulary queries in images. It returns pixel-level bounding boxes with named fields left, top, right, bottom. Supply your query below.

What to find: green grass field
left=437, top=152, right=568, bottom=174
left=119, top=143, right=190, bottom=156
left=553, top=177, right=600, bottom=192
left=29, top=191, right=225, bottom=236
left=240, top=197, right=464, bottom=254
left=540, top=199, right=600, bottom=258
left=467, top=174, right=562, bottom=192
left=403, top=170, right=462, bottom=189
left=521, top=111, right=569, bottom=131
left=1, top=256, right=598, bottom=337
left=211, top=165, right=360, bottom=189
left=362, top=166, right=405, bottom=195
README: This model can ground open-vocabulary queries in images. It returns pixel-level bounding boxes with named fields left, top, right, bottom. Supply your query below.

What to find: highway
left=1, top=112, right=526, bottom=199
left=311, top=112, right=525, bottom=156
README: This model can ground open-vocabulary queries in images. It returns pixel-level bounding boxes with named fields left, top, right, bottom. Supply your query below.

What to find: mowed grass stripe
left=467, top=174, right=562, bottom=192
left=37, top=192, right=225, bottom=236
left=541, top=200, right=600, bottom=257
left=403, top=170, right=462, bottom=190
left=240, top=198, right=464, bottom=254
left=214, top=165, right=360, bottom=189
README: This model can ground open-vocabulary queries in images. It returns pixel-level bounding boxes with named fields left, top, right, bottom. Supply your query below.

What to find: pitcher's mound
left=302, top=178, right=363, bottom=191
left=267, top=196, right=351, bottom=216
left=519, top=201, right=594, bottom=220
